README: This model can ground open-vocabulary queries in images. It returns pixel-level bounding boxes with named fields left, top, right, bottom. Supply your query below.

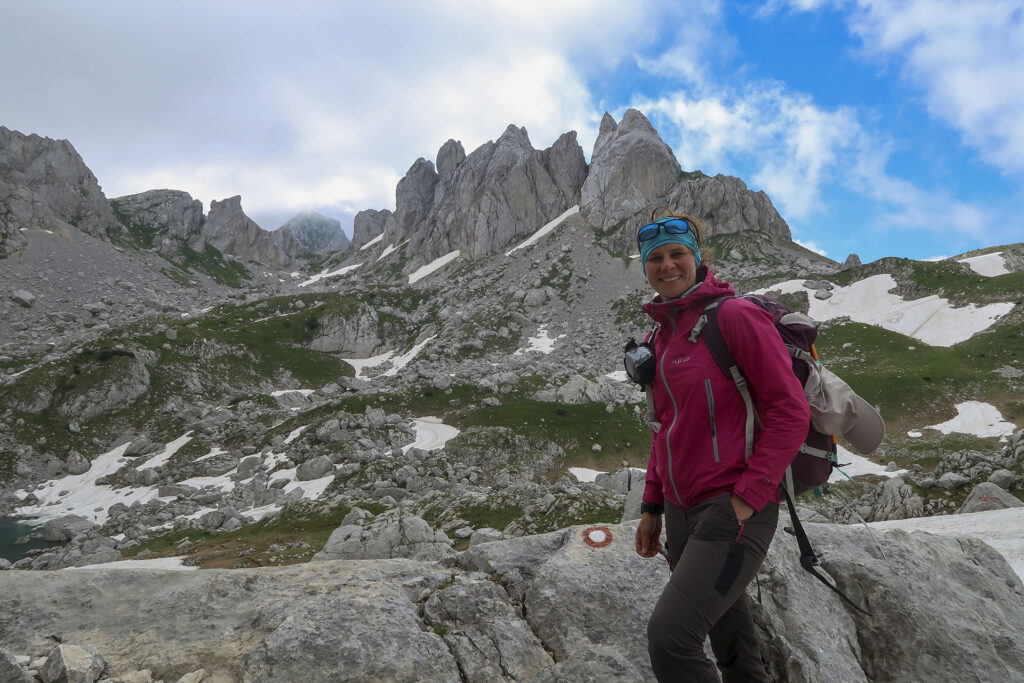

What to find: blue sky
left=2, top=0, right=1022, bottom=262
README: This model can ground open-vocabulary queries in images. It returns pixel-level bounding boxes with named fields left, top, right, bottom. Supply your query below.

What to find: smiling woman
left=630, top=208, right=811, bottom=682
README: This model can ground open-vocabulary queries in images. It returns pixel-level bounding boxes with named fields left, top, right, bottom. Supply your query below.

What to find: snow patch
left=505, top=205, right=580, bottom=255
left=135, top=433, right=193, bottom=470
left=67, top=557, right=198, bottom=571
left=409, top=250, right=461, bottom=284
left=379, top=240, right=407, bottom=259
left=957, top=252, right=1010, bottom=277
left=515, top=326, right=565, bottom=354
left=870, top=507, right=1024, bottom=582
left=753, top=274, right=1014, bottom=346
left=342, top=335, right=437, bottom=379
left=360, top=233, right=384, bottom=250
left=829, top=445, right=907, bottom=482
left=924, top=401, right=1017, bottom=439
left=299, top=263, right=363, bottom=287
left=403, top=417, right=461, bottom=453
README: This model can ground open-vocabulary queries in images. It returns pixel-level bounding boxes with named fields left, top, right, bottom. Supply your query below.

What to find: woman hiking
left=632, top=209, right=809, bottom=682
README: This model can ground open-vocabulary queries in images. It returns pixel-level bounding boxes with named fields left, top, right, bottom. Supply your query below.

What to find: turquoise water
left=0, top=516, right=53, bottom=563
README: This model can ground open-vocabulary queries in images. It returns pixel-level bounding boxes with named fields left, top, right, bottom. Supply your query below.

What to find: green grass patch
left=457, top=400, right=650, bottom=468
left=122, top=500, right=350, bottom=568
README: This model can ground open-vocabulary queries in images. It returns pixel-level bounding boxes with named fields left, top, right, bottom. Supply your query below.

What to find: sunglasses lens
left=637, top=224, right=660, bottom=242
left=663, top=219, right=690, bottom=234
left=637, top=219, right=691, bottom=248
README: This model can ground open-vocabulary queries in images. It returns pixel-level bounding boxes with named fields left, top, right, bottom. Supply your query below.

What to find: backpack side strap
left=700, top=297, right=756, bottom=462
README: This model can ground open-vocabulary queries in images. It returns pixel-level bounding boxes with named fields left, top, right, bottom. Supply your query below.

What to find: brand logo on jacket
left=671, top=356, right=691, bottom=364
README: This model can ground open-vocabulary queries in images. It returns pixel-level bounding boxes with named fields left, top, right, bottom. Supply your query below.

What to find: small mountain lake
left=0, top=516, right=53, bottom=564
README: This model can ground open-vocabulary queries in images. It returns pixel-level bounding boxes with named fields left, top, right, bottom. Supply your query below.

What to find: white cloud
left=770, top=0, right=1024, bottom=174
left=635, top=84, right=861, bottom=219
left=0, top=0, right=677, bottom=227
left=795, top=238, right=828, bottom=256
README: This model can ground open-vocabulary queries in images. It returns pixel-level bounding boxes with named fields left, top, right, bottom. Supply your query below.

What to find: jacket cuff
left=640, top=502, right=664, bottom=516
left=732, top=475, right=776, bottom=512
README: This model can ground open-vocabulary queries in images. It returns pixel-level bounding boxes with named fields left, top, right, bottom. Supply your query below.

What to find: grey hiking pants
left=647, top=492, right=779, bottom=682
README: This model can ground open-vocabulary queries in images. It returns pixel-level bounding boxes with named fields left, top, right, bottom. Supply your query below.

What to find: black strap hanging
left=781, top=487, right=872, bottom=617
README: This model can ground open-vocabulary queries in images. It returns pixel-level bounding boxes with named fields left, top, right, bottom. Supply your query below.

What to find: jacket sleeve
left=642, top=441, right=664, bottom=507
left=718, top=299, right=810, bottom=511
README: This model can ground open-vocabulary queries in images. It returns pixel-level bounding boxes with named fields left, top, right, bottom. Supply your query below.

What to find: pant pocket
left=713, top=541, right=745, bottom=596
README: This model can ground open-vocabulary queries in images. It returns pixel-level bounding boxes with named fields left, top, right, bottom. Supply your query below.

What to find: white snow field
left=516, top=326, right=565, bottom=354
left=298, top=262, right=363, bottom=287
left=341, top=335, right=437, bottom=380
left=754, top=274, right=1014, bottom=346
left=409, top=250, right=461, bottom=284
left=359, top=233, right=384, bottom=251
left=924, top=401, right=1017, bottom=440
left=957, top=251, right=1010, bottom=277
left=70, top=556, right=197, bottom=570
left=870, top=507, right=1024, bottom=582
left=505, top=205, right=580, bottom=255
left=402, top=417, right=461, bottom=453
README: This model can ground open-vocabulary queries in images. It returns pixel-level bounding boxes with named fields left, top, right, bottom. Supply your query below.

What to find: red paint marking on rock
left=583, top=526, right=613, bottom=549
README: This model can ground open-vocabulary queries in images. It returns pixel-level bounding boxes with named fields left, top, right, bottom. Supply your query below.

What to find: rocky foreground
left=2, top=515, right=1023, bottom=683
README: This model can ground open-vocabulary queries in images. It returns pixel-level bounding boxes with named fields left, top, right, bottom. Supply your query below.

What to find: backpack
left=694, top=293, right=884, bottom=615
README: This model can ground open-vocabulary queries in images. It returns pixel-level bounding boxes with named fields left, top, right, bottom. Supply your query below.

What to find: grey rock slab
left=40, top=643, right=107, bottom=683
left=0, top=648, right=34, bottom=682
left=423, top=578, right=554, bottom=680
left=959, top=482, right=1024, bottom=513
left=312, top=509, right=454, bottom=562
left=10, top=289, right=36, bottom=307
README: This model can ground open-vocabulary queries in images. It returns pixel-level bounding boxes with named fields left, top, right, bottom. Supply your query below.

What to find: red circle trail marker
left=582, top=526, right=613, bottom=549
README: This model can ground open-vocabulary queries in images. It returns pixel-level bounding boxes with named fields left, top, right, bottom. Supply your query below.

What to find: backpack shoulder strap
left=699, top=297, right=757, bottom=461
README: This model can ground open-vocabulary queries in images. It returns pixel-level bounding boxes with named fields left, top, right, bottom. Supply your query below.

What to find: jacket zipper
left=658, top=316, right=685, bottom=507
left=704, top=378, right=720, bottom=463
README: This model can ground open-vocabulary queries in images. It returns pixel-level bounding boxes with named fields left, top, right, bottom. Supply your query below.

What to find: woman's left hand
left=730, top=494, right=755, bottom=522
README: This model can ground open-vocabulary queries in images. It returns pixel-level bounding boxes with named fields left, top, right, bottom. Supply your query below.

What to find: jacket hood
left=642, top=266, right=735, bottom=324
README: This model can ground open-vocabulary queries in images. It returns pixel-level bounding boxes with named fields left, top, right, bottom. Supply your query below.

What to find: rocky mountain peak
left=202, top=196, right=297, bottom=269
left=388, top=158, right=439, bottom=246
left=0, top=126, right=121, bottom=258
left=436, top=140, right=466, bottom=179
left=279, top=211, right=350, bottom=255
left=112, top=189, right=205, bottom=249
left=351, top=209, right=391, bottom=250
left=580, top=109, right=682, bottom=230
left=384, top=123, right=586, bottom=264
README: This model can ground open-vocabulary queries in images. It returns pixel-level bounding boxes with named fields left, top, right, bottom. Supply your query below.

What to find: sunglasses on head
left=636, top=217, right=691, bottom=251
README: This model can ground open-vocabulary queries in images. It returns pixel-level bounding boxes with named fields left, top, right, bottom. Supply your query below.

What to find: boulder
left=959, top=482, right=1024, bottom=513
left=43, top=515, right=94, bottom=542
left=39, top=643, right=107, bottom=683
left=296, top=455, right=334, bottom=481
left=65, top=451, right=91, bottom=476
left=0, top=648, right=33, bottom=682
left=312, top=509, right=454, bottom=562
left=10, top=289, right=35, bottom=307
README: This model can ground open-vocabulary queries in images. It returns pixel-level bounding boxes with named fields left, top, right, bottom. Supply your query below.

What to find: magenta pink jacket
left=641, top=267, right=810, bottom=512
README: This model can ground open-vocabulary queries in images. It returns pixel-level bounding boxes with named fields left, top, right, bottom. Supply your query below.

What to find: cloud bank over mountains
left=1, top=1, right=1021, bottom=259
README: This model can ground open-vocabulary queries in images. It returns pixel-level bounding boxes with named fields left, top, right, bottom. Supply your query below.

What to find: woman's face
left=645, top=243, right=697, bottom=300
